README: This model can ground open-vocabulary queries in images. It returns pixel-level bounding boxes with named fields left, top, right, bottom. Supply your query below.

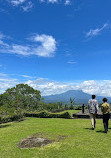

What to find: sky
left=0, top=0, right=111, bottom=96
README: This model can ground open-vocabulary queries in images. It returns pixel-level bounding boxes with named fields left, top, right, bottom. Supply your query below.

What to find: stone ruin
left=73, top=109, right=103, bottom=118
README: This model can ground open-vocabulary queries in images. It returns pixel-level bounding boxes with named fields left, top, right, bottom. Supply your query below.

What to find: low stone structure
left=73, top=109, right=103, bottom=119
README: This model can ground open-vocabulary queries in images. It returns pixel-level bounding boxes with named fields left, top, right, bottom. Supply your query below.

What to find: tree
left=57, top=102, right=63, bottom=109
left=70, top=97, right=75, bottom=109
left=0, top=84, right=41, bottom=110
left=65, top=103, right=69, bottom=110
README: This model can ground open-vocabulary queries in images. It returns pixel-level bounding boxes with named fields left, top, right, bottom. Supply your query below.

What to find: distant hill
left=43, top=90, right=111, bottom=105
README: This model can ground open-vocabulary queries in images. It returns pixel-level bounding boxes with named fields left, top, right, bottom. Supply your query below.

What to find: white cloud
left=10, top=0, right=58, bottom=6
left=0, top=40, right=9, bottom=47
left=7, top=0, right=72, bottom=10
left=10, top=0, right=26, bottom=6
left=86, top=23, right=109, bottom=38
left=0, top=33, right=5, bottom=39
left=9, top=44, right=31, bottom=56
left=0, top=73, right=7, bottom=77
left=0, top=33, right=57, bottom=57
left=78, top=80, right=111, bottom=97
left=25, top=78, right=74, bottom=96
left=40, top=0, right=58, bottom=3
left=48, top=0, right=58, bottom=3
left=39, top=0, right=71, bottom=5
left=22, top=1, right=33, bottom=12
left=25, top=79, right=111, bottom=97
left=0, top=32, right=10, bottom=47
left=1, top=73, right=111, bottom=97
left=31, top=34, right=57, bottom=57
left=9, top=0, right=33, bottom=12
left=65, top=0, right=71, bottom=5
left=21, top=75, right=35, bottom=79
left=0, top=73, right=19, bottom=94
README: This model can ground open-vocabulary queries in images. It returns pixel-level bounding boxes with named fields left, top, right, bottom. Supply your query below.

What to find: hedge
left=0, top=111, right=71, bottom=124
left=25, top=111, right=71, bottom=119
left=0, top=114, right=24, bottom=124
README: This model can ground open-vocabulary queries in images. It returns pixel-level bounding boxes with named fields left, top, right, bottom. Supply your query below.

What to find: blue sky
left=0, top=0, right=111, bottom=96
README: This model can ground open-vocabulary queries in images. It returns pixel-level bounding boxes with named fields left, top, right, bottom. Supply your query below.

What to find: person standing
left=82, top=104, right=85, bottom=113
left=101, top=98, right=110, bottom=134
left=88, top=95, right=99, bottom=130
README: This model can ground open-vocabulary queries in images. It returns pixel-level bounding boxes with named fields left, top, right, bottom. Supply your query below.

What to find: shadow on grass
left=85, top=128, right=109, bottom=133
left=96, top=130, right=105, bottom=133
left=84, top=128, right=93, bottom=130
left=0, top=124, right=11, bottom=128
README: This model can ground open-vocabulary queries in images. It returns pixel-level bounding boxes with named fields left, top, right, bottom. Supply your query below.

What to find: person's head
left=92, top=95, right=96, bottom=99
left=103, top=98, right=107, bottom=102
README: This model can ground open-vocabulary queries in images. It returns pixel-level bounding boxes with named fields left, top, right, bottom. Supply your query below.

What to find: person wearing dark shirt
left=82, top=104, right=85, bottom=113
left=101, top=98, right=110, bottom=134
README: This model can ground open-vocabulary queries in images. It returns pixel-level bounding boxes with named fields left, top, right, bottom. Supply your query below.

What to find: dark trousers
left=82, top=108, right=84, bottom=113
left=103, top=114, right=110, bottom=132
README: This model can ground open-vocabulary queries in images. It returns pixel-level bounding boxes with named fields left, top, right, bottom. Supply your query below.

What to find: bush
left=0, top=114, right=24, bottom=124
left=25, top=111, right=71, bottom=119
left=51, top=109, right=65, bottom=113
left=75, top=106, right=82, bottom=110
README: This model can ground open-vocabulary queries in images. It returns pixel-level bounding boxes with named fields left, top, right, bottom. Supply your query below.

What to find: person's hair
left=103, top=98, right=107, bottom=102
left=92, top=95, right=96, bottom=99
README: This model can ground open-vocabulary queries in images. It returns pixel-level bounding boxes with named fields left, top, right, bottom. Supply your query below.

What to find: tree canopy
left=0, top=84, right=41, bottom=110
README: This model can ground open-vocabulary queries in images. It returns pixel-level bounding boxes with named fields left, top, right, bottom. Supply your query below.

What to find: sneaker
left=92, top=128, right=94, bottom=130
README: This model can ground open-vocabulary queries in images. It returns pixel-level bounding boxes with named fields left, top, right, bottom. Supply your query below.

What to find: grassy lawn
left=66, top=110, right=81, bottom=116
left=0, top=117, right=111, bottom=158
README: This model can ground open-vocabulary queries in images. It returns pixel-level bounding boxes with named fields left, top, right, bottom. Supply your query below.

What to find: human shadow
left=0, top=124, right=11, bottom=128
left=96, top=130, right=105, bottom=133
left=84, top=128, right=93, bottom=130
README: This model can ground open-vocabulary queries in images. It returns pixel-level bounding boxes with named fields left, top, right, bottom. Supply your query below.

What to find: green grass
left=0, top=117, right=111, bottom=158
left=51, top=110, right=80, bottom=117
left=66, top=110, right=80, bottom=116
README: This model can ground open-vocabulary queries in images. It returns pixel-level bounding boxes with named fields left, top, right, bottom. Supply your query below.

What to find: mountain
left=43, top=90, right=111, bottom=105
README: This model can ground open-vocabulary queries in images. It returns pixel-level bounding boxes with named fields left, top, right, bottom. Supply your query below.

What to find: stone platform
left=73, top=109, right=103, bottom=119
